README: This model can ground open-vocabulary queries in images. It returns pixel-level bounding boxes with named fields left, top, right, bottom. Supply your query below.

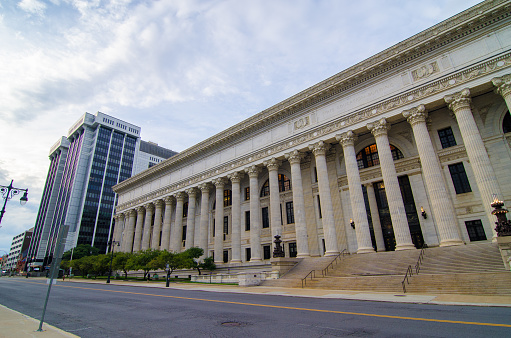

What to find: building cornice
left=114, top=0, right=511, bottom=209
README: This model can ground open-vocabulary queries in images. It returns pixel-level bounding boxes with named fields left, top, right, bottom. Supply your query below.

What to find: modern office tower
left=6, top=228, right=33, bottom=271
left=28, top=112, right=176, bottom=267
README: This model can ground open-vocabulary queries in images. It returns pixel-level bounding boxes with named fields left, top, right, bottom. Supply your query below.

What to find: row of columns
left=112, top=76, right=511, bottom=260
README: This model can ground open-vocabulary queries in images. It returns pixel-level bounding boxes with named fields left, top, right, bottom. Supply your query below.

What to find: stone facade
left=113, top=1, right=511, bottom=266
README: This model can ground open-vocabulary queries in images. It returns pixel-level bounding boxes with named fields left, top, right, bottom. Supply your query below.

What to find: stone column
left=365, top=183, right=386, bottom=251
left=309, top=141, right=339, bottom=256
left=161, top=196, right=174, bottom=251
left=368, top=118, right=415, bottom=250
left=122, top=209, right=136, bottom=252
left=245, top=165, right=262, bottom=262
left=133, top=206, right=146, bottom=252
left=285, top=150, right=310, bottom=257
left=171, top=192, right=185, bottom=252
left=199, top=183, right=211, bottom=256
left=228, top=172, right=243, bottom=263
left=151, top=200, right=164, bottom=250
left=213, top=178, right=226, bottom=263
left=493, top=74, right=511, bottom=111
left=445, top=89, right=503, bottom=238
left=403, top=105, right=463, bottom=246
left=141, top=203, right=154, bottom=251
left=185, top=188, right=198, bottom=250
left=112, top=213, right=124, bottom=246
left=264, top=158, right=282, bottom=240
left=337, top=131, right=374, bottom=253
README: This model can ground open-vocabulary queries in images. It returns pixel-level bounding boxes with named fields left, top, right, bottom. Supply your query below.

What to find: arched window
left=356, top=144, right=404, bottom=169
left=260, top=174, right=292, bottom=197
left=503, top=111, right=511, bottom=133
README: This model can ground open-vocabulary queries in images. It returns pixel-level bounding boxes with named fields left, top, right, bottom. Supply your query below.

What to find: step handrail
left=401, top=244, right=427, bottom=293
left=301, top=270, right=315, bottom=288
left=322, top=249, right=348, bottom=277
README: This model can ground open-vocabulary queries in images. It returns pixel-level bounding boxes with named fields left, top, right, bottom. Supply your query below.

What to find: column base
left=439, top=239, right=464, bottom=247
left=250, top=258, right=262, bottom=263
left=229, top=259, right=242, bottom=265
left=395, top=243, right=416, bottom=251
left=357, top=247, right=375, bottom=254
left=296, top=253, right=310, bottom=258
left=324, top=251, right=340, bottom=257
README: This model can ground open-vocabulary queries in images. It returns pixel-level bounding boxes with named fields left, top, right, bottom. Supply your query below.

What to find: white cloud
left=17, top=0, right=46, bottom=16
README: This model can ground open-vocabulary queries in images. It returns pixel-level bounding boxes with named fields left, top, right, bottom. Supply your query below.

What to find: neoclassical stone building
left=113, top=0, right=511, bottom=267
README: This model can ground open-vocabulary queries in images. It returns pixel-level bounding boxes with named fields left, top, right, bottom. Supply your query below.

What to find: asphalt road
left=0, top=278, right=510, bottom=337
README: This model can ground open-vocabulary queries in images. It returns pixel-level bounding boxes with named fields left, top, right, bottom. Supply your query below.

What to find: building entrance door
left=373, top=175, right=424, bottom=251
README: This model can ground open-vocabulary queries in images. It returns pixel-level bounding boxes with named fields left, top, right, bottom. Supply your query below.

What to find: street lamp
left=106, top=240, right=120, bottom=284
left=0, top=180, right=28, bottom=227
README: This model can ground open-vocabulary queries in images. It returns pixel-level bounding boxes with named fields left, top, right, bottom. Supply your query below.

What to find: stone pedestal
left=270, top=257, right=302, bottom=276
left=496, top=236, right=511, bottom=271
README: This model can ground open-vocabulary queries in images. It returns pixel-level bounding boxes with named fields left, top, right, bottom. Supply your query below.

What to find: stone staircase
left=261, top=242, right=511, bottom=295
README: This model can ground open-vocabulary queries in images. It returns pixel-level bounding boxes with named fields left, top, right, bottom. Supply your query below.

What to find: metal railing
left=301, top=270, right=316, bottom=288
left=401, top=244, right=427, bottom=293
left=301, top=249, right=349, bottom=288
left=322, top=249, right=348, bottom=277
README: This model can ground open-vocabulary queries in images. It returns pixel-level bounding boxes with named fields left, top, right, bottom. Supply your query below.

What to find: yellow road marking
left=22, top=281, right=511, bottom=328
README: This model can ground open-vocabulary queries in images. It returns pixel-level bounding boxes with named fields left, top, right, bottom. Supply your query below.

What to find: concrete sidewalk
left=1, top=277, right=510, bottom=337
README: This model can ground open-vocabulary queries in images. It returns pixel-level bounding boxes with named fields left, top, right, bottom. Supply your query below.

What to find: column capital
left=136, top=206, right=145, bottom=214
left=444, top=88, right=471, bottom=112
left=263, top=157, right=281, bottom=171
left=154, top=199, right=164, bottom=208
left=199, top=183, right=212, bottom=193
left=285, top=150, right=303, bottom=165
left=175, top=191, right=186, bottom=202
left=492, top=74, right=511, bottom=98
left=402, top=104, right=428, bottom=126
left=309, top=140, right=330, bottom=156
left=185, top=187, right=198, bottom=198
left=228, top=171, right=244, bottom=184
left=128, top=208, right=137, bottom=217
left=144, top=203, right=155, bottom=212
left=212, top=177, right=227, bottom=188
left=336, top=130, right=357, bottom=148
left=367, top=118, right=390, bottom=137
left=163, top=195, right=175, bottom=204
left=245, top=165, right=261, bottom=178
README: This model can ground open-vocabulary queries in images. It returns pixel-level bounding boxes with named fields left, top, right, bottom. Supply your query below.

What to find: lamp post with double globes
left=106, top=240, right=120, bottom=284
left=0, top=180, right=28, bottom=227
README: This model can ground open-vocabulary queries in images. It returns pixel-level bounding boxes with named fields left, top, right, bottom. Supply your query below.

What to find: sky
left=0, top=0, right=483, bottom=255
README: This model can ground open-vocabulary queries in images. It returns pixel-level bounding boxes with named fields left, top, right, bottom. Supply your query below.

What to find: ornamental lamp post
left=0, top=180, right=28, bottom=227
left=106, top=240, right=120, bottom=284
left=491, top=194, right=511, bottom=237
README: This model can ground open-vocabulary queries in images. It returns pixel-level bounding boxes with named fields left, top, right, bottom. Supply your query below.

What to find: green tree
left=181, top=247, right=205, bottom=275
left=62, top=244, right=100, bottom=261
left=199, top=256, right=216, bottom=274
left=112, top=252, right=134, bottom=279
left=71, top=256, right=95, bottom=277
left=90, top=254, right=111, bottom=278
left=126, top=249, right=160, bottom=280
left=149, top=250, right=187, bottom=279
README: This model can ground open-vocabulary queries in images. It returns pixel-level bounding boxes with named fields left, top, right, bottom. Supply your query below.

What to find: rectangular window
left=223, top=216, right=229, bottom=234
left=286, top=201, right=295, bottom=224
left=245, top=248, right=251, bottom=262
left=245, top=211, right=250, bottom=231
left=317, top=195, right=322, bottom=218
left=314, top=167, right=318, bottom=182
left=465, top=220, right=487, bottom=241
left=224, top=189, right=232, bottom=207
left=223, top=250, right=229, bottom=263
left=263, top=245, right=271, bottom=260
left=245, top=187, right=250, bottom=201
left=438, top=127, right=457, bottom=149
left=262, top=207, right=269, bottom=228
left=182, top=226, right=187, bottom=241
left=212, top=219, right=215, bottom=237
left=448, top=163, right=472, bottom=194
left=289, top=242, right=297, bottom=258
